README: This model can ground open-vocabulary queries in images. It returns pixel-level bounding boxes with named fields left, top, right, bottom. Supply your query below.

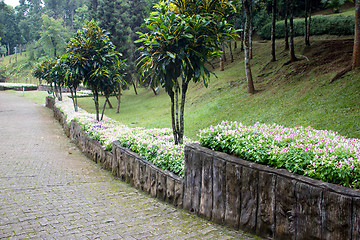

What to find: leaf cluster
left=136, top=1, right=235, bottom=93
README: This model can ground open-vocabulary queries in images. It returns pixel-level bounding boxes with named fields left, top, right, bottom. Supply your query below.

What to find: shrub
left=199, top=121, right=360, bottom=189
left=258, top=15, right=355, bottom=39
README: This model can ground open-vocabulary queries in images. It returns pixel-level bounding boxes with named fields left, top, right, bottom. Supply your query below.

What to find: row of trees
left=33, top=20, right=127, bottom=121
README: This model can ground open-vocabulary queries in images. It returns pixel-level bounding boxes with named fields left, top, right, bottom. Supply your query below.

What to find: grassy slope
left=0, top=53, right=38, bottom=84
left=2, top=6, right=358, bottom=140
left=75, top=36, right=360, bottom=140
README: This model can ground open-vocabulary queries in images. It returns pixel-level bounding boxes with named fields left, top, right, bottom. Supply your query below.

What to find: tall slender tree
left=353, top=0, right=360, bottom=69
left=243, top=0, right=255, bottom=94
left=288, top=0, right=297, bottom=62
left=271, top=0, right=277, bottom=62
left=284, top=0, right=289, bottom=50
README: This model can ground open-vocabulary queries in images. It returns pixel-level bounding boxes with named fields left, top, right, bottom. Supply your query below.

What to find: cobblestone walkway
left=0, top=92, right=259, bottom=240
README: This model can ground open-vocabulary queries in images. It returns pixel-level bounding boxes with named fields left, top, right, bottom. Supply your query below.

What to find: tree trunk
left=7, top=43, right=10, bottom=56
left=14, top=46, right=17, bottom=63
left=179, top=80, right=189, bottom=145
left=304, top=0, right=311, bottom=46
left=249, top=2, right=253, bottom=59
left=107, top=97, right=113, bottom=109
left=20, top=44, right=22, bottom=56
left=307, top=3, right=311, bottom=46
left=284, top=0, right=289, bottom=50
left=271, top=0, right=277, bottom=62
left=244, top=0, right=255, bottom=94
left=353, top=0, right=360, bottom=69
left=51, top=37, right=57, bottom=58
left=133, top=81, right=138, bottom=95
left=151, top=86, right=158, bottom=95
left=220, top=57, right=224, bottom=71
left=101, top=98, right=108, bottom=121
left=93, top=89, right=100, bottom=121
left=169, top=89, right=178, bottom=144
left=234, top=15, right=238, bottom=49
left=70, top=88, right=78, bottom=112
left=222, top=43, right=227, bottom=62
left=229, top=41, right=234, bottom=62
left=175, top=85, right=180, bottom=142
left=289, top=0, right=297, bottom=62
left=116, top=84, right=121, bottom=113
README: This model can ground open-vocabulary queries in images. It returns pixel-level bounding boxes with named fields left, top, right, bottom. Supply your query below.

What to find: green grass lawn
left=73, top=37, right=360, bottom=140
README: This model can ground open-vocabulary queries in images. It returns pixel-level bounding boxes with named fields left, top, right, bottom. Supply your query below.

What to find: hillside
left=1, top=29, right=359, bottom=141
left=73, top=35, right=360, bottom=140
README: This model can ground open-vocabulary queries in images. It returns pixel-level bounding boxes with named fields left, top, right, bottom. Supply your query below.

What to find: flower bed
left=55, top=96, right=191, bottom=176
left=199, top=121, right=360, bottom=189
left=0, top=82, right=37, bottom=88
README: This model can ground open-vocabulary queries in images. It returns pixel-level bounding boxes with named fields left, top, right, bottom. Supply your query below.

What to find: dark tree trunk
left=229, top=41, right=234, bottom=62
left=222, top=43, right=227, bottom=62
left=107, top=97, right=113, bottom=109
left=93, top=89, right=100, bottom=121
left=169, top=89, right=178, bottom=144
left=151, top=86, right=158, bottom=95
left=304, top=0, right=311, bottom=46
left=289, top=0, right=297, bottom=62
left=307, top=4, right=311, bottom=46
left=284, top=0, right=289, bottom=50
left=101, top=98, right=108, bottom=121
left=116, top=84, right=121, bottom=113
left=220, top=57, right=224, bottom=71
left=15, top=46, right=17, bottom=63
left=70, top=88, right=78, bottom=112
left=20, top=44, right=22, bottom=56
left=179, top=80, right=189, bottom=145
left=271, top=0, right=277, bottom=62
left=244, top=0, right=255, bottom=94
left=353, top=0, right=360, bottom=69
left=133, top=81, right=138, bottom=95
left=234, top=14, right=238, bottom=49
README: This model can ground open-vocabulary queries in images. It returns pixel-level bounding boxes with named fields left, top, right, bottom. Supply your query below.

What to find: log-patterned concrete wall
left=47, top=97, right=360, bottom=240
left=185, top=143, right=360, bottom=240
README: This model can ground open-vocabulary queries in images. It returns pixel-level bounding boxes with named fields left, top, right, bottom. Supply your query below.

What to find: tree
left=288, top=0, right=297, bottom=62
left=73, top=4, right=90, bottom=30
left=0, top=5, right=21, bottom=55
left=271, top=0, right=277, bottom=62
left=16, top=0, right=44, bottom=44
left=67, top=20, right=127, bottom=121
left=61, top=54, right=82, bottom=111
left=353, top=0, right=360, bottom=69
left=38, top=14, right=69, bottom=58
left=283, top=0, right=289, bottom=50
left=243, top=0, right=255, bottom=93
left=304, top=0, right=311, bottom=46
left=32, top=59, right=57, bottom=96
left=137, top=1, right=235, bottom=144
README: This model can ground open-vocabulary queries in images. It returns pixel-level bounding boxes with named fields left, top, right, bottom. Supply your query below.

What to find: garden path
left=0, top=92, right=259, bottom=239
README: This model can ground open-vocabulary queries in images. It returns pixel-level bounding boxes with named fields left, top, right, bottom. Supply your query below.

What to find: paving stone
left=0, top=92, right=259, bottom=240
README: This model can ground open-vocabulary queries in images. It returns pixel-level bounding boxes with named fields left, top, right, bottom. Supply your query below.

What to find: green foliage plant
left=137, top=1, right=235, bottom=144
left=199, top=121, right=360, bottom=189
left=49, top=57, right=68, bottom=101
left=66, top=20, right=127, bottom=121
left=32, top=58, right=57, bottom=97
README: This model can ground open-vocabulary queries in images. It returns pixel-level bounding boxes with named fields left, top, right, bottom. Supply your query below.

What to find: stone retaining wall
left=184, top=143, right=360, bottom=240
left=46, top=97, right=183, bottom=209
left=46, top=97, right=360, bottom=240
